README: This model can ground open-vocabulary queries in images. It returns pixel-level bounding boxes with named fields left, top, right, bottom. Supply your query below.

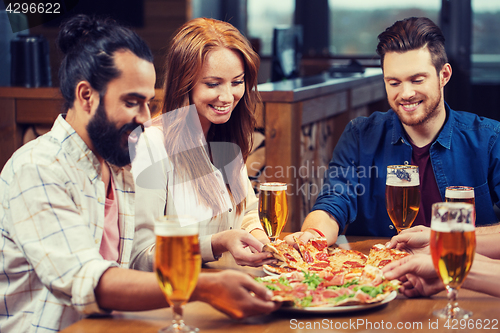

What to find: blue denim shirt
left=312, top=104, right=500, bottom=237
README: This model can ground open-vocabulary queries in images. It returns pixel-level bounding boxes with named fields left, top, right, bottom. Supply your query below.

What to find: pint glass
left=155, top=216, right=201, bottom=332
left=430, top=202, right=475, bottom=319
left=385, top=165, right=420, bottom=233
left=258, top=182, right=288, bottom=242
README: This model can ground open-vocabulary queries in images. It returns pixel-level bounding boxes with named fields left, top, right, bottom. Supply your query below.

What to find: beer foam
left=154, top=224, right=198, bottom=236
left=260, top=182, right=287, bottom=191
left=431, top=222, right=475, bottom=232
left=386, top=178, right=419, bottom=186
left=445, top=188, right=474, bottom=199
left=386, top=166, right=419, bottom=186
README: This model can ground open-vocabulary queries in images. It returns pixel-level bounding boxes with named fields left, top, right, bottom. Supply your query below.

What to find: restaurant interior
left=1, top=1, right=500, bottom=331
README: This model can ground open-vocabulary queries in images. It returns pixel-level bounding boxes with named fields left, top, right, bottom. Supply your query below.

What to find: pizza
left=263, top=238, right=409, bottom=277
left=328, top=247, right=367, bottom=276
left=262, top=239, right=309, bottom=274
left=256, top=264, right=400, bottom=308
left=294, top=236, right=331, bottom=272
left=366, top=243, right=410, bottom=268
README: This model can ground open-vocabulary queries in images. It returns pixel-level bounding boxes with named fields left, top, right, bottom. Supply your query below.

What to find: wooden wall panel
left=29, top=0, right=190, bottom=88
left=264, top=102, right=302, bottom=232
left=0, top=98, right=23, bottom=167
left=16, top=100, right=64, bottom=124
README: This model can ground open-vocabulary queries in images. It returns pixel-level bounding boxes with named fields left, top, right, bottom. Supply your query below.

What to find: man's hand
left=193, top=271, right=281, bottom=319
left=283, top=230, right=316, bottom=249
left=211, top=229, right=275, bottom=266
left=382, top=254, right=444, bottom=297
left=385, top=226, right=431, bottom=254
left=283, top=210, right=340, bottom=248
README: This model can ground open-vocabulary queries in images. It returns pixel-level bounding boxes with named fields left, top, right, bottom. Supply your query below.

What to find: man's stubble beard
left=87, top=101, right=142, bottom=167
left=392, top=88, right=443, bottom=128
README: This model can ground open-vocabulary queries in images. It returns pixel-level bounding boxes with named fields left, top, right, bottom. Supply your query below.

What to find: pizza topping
left=343, top=260, right=365, bottom=268
left=302, top=251, right=313, bottom=264
left=302, top=271, right=323, bottom=289
left=315, top=252, right=330, bottom=262
left=378, top=259, right=392, bottom=267
left=311, top=262, right=330, bottom=269
left=311, top=239, right=327, bottom=252
left=366, top=244, right=410, bottom=269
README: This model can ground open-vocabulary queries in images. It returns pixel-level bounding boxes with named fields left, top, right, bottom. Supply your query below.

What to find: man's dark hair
left=376, top=17, right=448, bottom=75
left=57, top=14, right=153, bottom=110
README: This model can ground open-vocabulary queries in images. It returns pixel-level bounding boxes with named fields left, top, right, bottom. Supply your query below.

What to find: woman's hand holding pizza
left=211, top=229, right=276, bottom=266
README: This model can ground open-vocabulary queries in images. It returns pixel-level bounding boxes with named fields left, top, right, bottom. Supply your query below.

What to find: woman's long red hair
left=161, top=18, right=261, bottom=216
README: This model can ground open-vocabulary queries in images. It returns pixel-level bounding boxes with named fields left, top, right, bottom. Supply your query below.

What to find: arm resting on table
left=95, top=267, right=168, bottom=311
left=95, top=267, right=280, bottom=318
left=463, top=255, right=500, bottom=297
left=476, top=233, right=500, bottom=259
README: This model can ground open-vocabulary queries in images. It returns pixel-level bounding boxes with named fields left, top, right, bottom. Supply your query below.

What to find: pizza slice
left=328, top=247, right=367, bottom=277
left=294, top=236, right=331, bottom=271
left=366, top=243, right=410, bottom=268
left=262, top=239, right=308, bottom=272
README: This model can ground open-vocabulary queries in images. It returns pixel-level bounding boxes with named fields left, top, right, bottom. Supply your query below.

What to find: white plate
left=279, top=290, right=397, bottom=314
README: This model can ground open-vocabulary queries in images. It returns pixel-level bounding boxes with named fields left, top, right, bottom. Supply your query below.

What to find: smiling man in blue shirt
left=286, top=17, right=500, bottom=246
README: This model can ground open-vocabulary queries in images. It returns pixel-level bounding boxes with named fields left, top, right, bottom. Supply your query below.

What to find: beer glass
left=385, top=165, right=420, bottom=233
left=258, top=182, right=288, bottom=242
left=430, top=202, right=476, bottom=319
left=155, top=216, right=201, bottom=332
left=445, top=186, right=475, bottom=205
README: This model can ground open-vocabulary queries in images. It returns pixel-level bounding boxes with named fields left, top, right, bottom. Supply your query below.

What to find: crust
left=263, top=264, right=297, bottom=274
left=262, top=242, right=287, bottom=262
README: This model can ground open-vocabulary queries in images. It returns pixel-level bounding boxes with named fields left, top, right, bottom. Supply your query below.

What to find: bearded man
left=0, top=14, right=278, bottom=332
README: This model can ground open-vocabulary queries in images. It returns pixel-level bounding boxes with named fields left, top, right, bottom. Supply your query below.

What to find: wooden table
left=60, top=237, right=500, bottom=333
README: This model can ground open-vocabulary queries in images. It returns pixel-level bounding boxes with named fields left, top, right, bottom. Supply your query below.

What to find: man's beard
left=392, top=91, right=442, bottom=127
left=87, top=102, right=142, bottom=167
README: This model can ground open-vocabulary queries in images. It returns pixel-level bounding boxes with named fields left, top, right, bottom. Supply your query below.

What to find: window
left=328, top=0, right=440, bottom=55
left=472, top=0, right=500, bottom=54
left=247, top=0, right=295, bottom=56
left=472, top=0, right=500, bottom=84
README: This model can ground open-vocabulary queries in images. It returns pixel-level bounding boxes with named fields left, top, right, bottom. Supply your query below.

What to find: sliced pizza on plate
left=256, top=264, right=400, bottom=309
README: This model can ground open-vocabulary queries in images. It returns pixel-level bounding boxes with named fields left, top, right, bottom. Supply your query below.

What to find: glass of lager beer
left=445, top=186, right=475, bottom=205
left=430, top=202, right=476, bottom=319
left=155, top=216, right=201, bottom=332
left=385, top=165, right=420, bottom=233
left=446, top=186, right=475, bottom=222
left=258, top=182, right=288, bottom=242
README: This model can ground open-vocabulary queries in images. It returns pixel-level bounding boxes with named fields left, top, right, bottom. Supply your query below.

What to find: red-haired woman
left=133, top=18, right=272, bottom=267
